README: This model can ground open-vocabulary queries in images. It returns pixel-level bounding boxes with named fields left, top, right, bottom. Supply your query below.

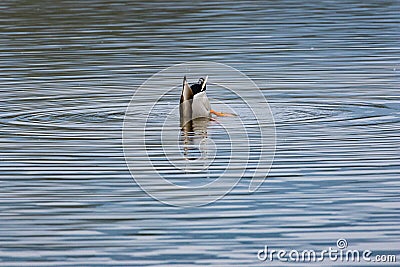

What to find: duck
left=180, top=76, right=232, bottom=127
left=180, top=76, right=209, bottom=120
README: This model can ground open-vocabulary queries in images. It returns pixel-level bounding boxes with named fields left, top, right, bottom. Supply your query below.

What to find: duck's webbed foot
left=210, top=109, right=237, bottom=117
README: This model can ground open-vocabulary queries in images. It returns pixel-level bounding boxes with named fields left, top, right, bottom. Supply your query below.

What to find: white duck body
left=192, top=91, right=211, bottom=119
left=180, top=76, right=211, bottom=127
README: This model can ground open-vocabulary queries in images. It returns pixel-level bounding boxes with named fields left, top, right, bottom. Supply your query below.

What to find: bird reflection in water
left=180, top=117, right=212, bottom=161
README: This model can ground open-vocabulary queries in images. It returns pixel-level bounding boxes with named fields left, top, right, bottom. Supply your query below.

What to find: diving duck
left=180, top=76, right=210, bottom=121
left=180, top=76, right=231, bottom=125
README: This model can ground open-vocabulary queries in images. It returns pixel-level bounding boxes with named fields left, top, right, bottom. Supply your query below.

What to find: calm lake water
left=1, top=0, right=399, bottom=266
